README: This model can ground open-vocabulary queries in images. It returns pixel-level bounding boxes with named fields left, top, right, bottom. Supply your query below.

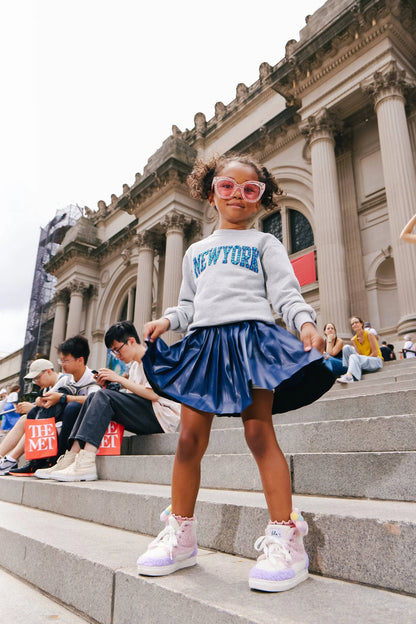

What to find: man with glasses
left=9, top=336, right=99, bottom=476
left=36, top=321, right=180, bottom=482
left=0, top=359, right=64, bottom=475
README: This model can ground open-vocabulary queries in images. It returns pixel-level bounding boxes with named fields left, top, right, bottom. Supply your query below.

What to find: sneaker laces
left=149, top=522, right=178, bottom=559
left=254, top=532, right=293, bottom=564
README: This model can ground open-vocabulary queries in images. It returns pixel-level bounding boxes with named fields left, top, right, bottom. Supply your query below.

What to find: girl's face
left=208, top=161, right=262, bottom=230
left=324, top=324, right=335, bottom=335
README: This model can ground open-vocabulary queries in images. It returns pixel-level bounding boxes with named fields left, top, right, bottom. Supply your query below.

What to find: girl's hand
left=143, top=318, right=170, bottom=342
left=301, top=322, right=324, bottom=353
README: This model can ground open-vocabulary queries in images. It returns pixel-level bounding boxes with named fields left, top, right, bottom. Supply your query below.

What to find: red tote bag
left=96, top=421, right=124, bottom=456
left=25, top=417, right=58, bottom=459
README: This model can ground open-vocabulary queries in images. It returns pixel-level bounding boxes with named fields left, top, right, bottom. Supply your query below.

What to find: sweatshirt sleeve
left=261, top=236, right=316, bottom=332
left=163, top=250, right=196, bottom=332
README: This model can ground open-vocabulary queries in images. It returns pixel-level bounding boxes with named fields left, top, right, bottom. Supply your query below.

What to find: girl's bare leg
left=171, top=404, right=214, bottom=517
left=242, top=389, right=292, bottom=522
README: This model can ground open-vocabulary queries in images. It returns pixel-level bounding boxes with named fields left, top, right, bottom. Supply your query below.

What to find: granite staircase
left=0, top=358, right=415, bottom=623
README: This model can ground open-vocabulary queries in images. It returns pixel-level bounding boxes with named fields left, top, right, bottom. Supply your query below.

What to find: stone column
left=91, top=329, right=106, bottom=370
left=301, top=109, right=350, bottom=335
left=336, top=146, right=368, bottom=320
left=365, top=62, right=416, bottom=334
left=85, top=286, right=99, bottom=345
left=162, top=213, right=187, bottom=344
left=66, top=280, right=86, bottom=339
left=49, top=289, right=69, bottom=367
left=134, top=231, right=156, bottom=339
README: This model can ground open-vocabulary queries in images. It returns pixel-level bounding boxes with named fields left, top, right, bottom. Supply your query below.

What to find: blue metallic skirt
left=143, top=321, right=335, bottom=416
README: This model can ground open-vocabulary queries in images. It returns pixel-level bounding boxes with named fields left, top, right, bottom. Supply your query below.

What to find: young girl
left=137, top=154, right=334, bottom=592
left=337, top=316, right=383, bottom=383
left=322, top=322, right=347, bottom=377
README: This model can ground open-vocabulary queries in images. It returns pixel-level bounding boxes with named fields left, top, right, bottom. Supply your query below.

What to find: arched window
left=118, top=286, right=136, bottom=322
left=263, top=208, right=314, bottom=254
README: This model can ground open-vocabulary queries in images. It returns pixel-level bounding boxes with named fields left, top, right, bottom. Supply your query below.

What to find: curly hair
left=187, top=153, right=283, bottom=210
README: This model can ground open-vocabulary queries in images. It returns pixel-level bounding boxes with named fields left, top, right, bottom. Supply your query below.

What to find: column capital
left=68, top=279, right=88, bottom=296
left=300, top=108, right=342, bottom=145
left=92, top=329, right=105, bottom=342
left=135, top=230, right=158, bottom=252
left=162, top=212, right=188, bottom=234
left=362, top=61, right=415, bottom=109
left=53, top=288, right=70, bottom=305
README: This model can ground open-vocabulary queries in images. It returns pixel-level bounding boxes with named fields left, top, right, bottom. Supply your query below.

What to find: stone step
left=96, top=450, right=416, bottom=501
left=0, top=568, right=91, bottom=624
left=0, top=479, right=414, bottom=595
left=328, top=378, right=415, bottom=397
left=276, top=388, right=416, bottom=424
left=125, top=414, right=416, bottom=455
left=0, top=499, right=415, bottom=624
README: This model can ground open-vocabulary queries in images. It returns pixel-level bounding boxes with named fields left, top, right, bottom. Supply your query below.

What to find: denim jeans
left=342, top=344, right=383, bottom=381
left=323, top=355, right=347, bottom=377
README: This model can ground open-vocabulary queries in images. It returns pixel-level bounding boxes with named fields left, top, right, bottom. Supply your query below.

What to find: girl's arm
left=400, top=214, right=416, bottom=244
left=326, top=337, right=344, bottom=356
left=368, top=332, right=379, bottom=357
left=262, top=237, right=316, bottom=332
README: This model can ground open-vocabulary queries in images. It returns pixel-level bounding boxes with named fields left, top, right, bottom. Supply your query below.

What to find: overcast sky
left=0, top=0, right=324, bottom=356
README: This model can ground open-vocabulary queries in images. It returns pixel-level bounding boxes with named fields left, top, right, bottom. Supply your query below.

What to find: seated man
left=35, top=321, right=180, bottom=481
left=0, top=359, right=65, bottom=475
left=9, top=336, right=99, bottom=476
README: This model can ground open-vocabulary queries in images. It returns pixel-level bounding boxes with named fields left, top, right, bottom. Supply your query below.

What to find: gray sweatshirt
left=164, top=229, right=316, bottom=334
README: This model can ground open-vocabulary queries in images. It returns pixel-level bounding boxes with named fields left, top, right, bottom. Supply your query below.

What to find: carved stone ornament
left=54, top=289, right=70, bottom=305
left=363, top=61, right=415, bottom=106
left=135, top=230, right=157, bottom=252
left=236, top=83, right=249, bottom=103
left=68, top=279, right=87, bottom=296
left=162, top=212, right=187, bottom=233
left=194, top=112, right=207, bottom=137
left=215, top=102, right=227, bottom=120
left=300, top=108, right=343, bottom=143
left=120, top=248, right=132, bottom=266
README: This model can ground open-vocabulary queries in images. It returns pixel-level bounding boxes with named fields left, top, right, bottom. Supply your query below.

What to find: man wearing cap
left=364, top=322, right=379, bottom=341
left=0, top=359, right=63, bottom=475
left=7, top=335, right=99, bottom=476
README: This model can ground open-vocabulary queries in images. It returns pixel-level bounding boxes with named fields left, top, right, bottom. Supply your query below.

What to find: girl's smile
left=208, top=162, right=262, bottom=230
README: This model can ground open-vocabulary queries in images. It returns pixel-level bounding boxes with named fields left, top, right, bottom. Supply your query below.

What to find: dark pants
left=68, top=388, right=163, bottom=449
left=27, top=402, right=83, bottom=457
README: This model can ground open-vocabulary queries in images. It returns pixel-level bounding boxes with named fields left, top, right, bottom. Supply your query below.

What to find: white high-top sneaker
left=51, top=449, right=97, bottom=482
left=137, top=507, right=197, bottom=576
left=34, top=450, right=77, bottom=479
left=249, top=510, right=309, bottom=592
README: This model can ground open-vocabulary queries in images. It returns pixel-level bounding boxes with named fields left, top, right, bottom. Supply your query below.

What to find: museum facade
left=5, top=0, right=416, bottom=381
